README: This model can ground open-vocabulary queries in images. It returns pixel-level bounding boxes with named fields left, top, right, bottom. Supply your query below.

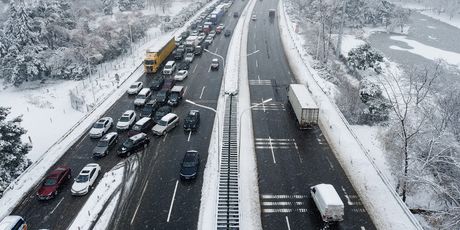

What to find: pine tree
left=0, top=107, right=31, bottom=193
left=4, top=1, right=39, bottom=50
left=102, top=0, right=115, bottom=15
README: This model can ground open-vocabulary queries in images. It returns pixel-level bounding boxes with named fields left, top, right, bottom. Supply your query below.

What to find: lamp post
left=238, top=98, right=273, bottom=160
left=185, top=99, right=221, bottom=172
left=204, top=48, right=227, bottom=95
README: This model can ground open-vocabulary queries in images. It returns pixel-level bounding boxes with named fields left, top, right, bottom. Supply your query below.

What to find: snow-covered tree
left=347, top=44, right=383, bottom=73
left=4, top=1, right=39, bottom=50
left=359, top=79, right=390, bottom=124
left=102, top=0, right=115, bottom=15
left=118, top=0, right=144, bottom=11
left=0, top=107, right=31, bottom=193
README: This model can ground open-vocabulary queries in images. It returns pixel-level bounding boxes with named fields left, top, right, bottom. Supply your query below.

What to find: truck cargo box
left=287, top=84, right=319, bottom=129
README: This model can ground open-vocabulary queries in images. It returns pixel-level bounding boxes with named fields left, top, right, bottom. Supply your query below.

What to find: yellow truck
left=144, top=36, right=176, bottom=74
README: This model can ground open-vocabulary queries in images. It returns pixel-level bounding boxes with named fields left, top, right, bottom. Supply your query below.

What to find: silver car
left=152, top=113, right=179, bottom=136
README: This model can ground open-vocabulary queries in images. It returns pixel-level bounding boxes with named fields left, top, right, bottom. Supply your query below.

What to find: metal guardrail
left=279, top=0, right=423, bottom=229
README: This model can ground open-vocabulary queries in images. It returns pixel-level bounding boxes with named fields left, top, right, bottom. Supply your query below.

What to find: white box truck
left=310, top=184, right=344, bottom=222
left=185, top=35, right=200, bottom=52
left=287, top=84, right=319, bottom=129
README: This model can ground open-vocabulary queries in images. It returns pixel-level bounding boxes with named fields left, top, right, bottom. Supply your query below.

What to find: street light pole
left=238, top=98, right=273, bottom=161
left=185, top=99, right=221, bottom=172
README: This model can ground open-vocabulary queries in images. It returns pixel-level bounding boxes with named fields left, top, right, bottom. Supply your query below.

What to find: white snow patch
left=389, top=35, right=460, bottom=68
left=340, top=35, right=366, bottom=57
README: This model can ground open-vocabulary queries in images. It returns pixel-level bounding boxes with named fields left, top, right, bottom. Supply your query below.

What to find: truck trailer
left=287, top=84, right=319, bottom=129
left=144, top=37, right=176, bottom=74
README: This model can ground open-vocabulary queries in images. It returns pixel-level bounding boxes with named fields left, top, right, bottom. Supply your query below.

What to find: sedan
left=174, top=70, right=189, bottom=81
left=92, top=132, right=118, bottom=158
left=180, top=150, right=200, bottom=180
left=252, top=14, right=257, bottom=21
left=183, top=110, right=200, bottom=132
left=178, top=61, right=190, bottom=71
left=127, top=82, right=143, bottom=95
left=71, top=163, right=101, bottom=196
left=184, top=53, right=195, bottom=63
left=204, top=36, right=213, bottom=45
left=89, top=117, right=113, bottom=138
left=37, top=166, right=71, bottom=200
left=116, top=110, right=136, bottom=130
left=149, top=76, right=164, bottom=91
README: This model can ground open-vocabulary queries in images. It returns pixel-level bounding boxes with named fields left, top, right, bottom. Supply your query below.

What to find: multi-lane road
left=12, top=0, right=248, bottom=229
left=246, top=0, right=376, bottom=229
left=9, top=0, right=378, bottom=229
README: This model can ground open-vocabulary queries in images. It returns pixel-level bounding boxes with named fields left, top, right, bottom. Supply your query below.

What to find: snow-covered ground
left=0, top=0, right=211, bottom=222
left=279, top=0, right=421, bottom=229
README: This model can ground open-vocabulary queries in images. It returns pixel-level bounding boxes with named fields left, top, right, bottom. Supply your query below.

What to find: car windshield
left=157, top=120, right=168, bottom=126
left=76, top=174, right=89, bottom=183
left=123, top=139, right=134, bottom=148
left=132, top=125, right=142, bottom=131
left=97, top=140, right=108, bottom=147
left=170, top=93, right=178, bottom=99
left=185, top=116, right=195, bottom=123
left=43, top=178, right=57, bottom=186
left=142, top=107, right=153, bottom=113
left=119, top=116, right=130, bottom=122
left=186, top=54, right=192, bottom=57
left=93, top=123, right=104, bottom=128
left=157, top=91, right=167, bottom=97
left=130, top=84, right=138, bottom=89
left=136, top=95, right=146, bottom=99
left=183, top=161, right=196, bottom=167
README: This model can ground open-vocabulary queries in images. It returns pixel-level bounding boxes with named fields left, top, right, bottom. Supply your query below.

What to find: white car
left=89, top=117, right=113, bottom=138
left=71, top=163, right=101, bottom=196
left=127, top=82, right=143, bottom=95
left=252, top=14, right=257, bottom=20
left=208, top=30, right=216, bottom=38
left=152, top=113, right=179, bottom=136
left=184, top=53, right=195, bottom=63
left=174, top=70, right=189, bottom=81
left=116, top=110, right=136, bottom=130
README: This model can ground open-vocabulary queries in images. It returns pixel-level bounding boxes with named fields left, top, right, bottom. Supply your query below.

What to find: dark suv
left=154, top=105, right=172, bottom=123
left=180, top=150, right=200, bottom=180
left=150, top=76, right=164, bottom=91
left=156, top=89, right=170, bottom=105
left=117, top=133, right=150, bottom=157
left=140, top=99, right=160, bottom=118
left=183, top=110, right=200, bottom=132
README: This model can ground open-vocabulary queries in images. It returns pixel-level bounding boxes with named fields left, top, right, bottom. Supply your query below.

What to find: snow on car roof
left=161, top=113, right=177, bottom=121
left=312, top=184, right=344, bottom=206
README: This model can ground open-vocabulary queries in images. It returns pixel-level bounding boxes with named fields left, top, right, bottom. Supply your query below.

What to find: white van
left=310, top=184, right=344, bottom=222
left=0, top=215, right=27, bottom=230
left=134, top=88, right=152, bottom=106
left=163, top=61, right=176, bottom=75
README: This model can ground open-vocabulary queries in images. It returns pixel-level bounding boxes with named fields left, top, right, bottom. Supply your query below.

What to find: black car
left=140, top=99, right=160, bottom=118
left=181, top=31, right=190, bottom=39
left=92, top=132, right=118, bottom=158
left=154, top=105, right=172, bottom=123
left=183, top=110, right=200, bottom=132
left=128, top=117, right=155, bottom=137
left=194, top=46, right=203, bottom=56
left=156, top=89, right=170, bottom=105
left=150, top=76, right=164, bottom=91
left=224, top=29, right=231, bottom=37
left=174, top=46, right=185, bottom=60
left=180, top=150, right=200, bottom=180
left=178, top=61, right=190, bottom=71
left=117, top=133, right=150, bottom=157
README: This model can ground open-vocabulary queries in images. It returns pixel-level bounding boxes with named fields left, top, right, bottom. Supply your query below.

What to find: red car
left=37, top=166, right=71, bottom=200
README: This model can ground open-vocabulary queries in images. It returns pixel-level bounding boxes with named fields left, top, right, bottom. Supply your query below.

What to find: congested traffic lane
left=12, top=1, right=247, bottom=230
left=109, top=1, right=249, bottom=229
left=247, top=0, right=376, bottom=229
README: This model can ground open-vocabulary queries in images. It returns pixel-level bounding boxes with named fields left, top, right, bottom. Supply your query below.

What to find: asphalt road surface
left=246, top=0, right=376, bottom=229
left=11, top=1, right=248, bottom=229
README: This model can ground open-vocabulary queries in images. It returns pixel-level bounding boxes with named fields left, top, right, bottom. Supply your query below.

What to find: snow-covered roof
left=290, top=84, right=318, bottom=109
left=146, top=35, right=174, bottom=53
left=312, top=184, right=344, bottom=206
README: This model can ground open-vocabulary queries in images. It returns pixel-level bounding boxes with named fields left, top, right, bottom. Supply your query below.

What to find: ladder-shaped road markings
left=251, top=102, right=285, bottom=111
left=249, top=79, right=272, bottom=86
left=255, top=138, right=297, bottom=150
left=341, top=186, right=366, bottom=213
left=261, top=194, right=309, bottom=214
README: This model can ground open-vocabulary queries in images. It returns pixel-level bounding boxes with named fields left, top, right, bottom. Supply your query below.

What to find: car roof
left=81, top=163, right=100, bottom=172
left=0, top=215, right=24, bottom=228
left=212, top=58, right=218, bottom=62
left=102, top=132, right=117, bottom=140
left=171, top=86, right=184, bottom=92
left=139, top=88, right=150, bottom=94
left=189, top=110, right=199, bottom=116
left=123, top=110, right=135, bottom=116
left=98, top=117, right=111, bottom=123
left=161, top=113, right=177, bottom=121
left=130, top=132, right=146, bottom=141
left=166, top=60, right=175, bottom=65
left=136, top=117, right=152, bottom=125
left=49, top=166, right=69, bottom=176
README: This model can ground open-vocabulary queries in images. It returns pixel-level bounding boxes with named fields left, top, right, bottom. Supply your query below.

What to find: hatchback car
left=154, top=105, right=173, bottom=123
left=127, top=82, right=143, bottom=95
left=152, top=113, right=179, bottom=136
left=183, top=110, right=200, bottom=132
left=71, top=163, right=101, bottom=196
left=174, top=70, right=189, bottom=81
left=116, top=110, right=136, bottom=130
left=211, top=58, right=219, bottom=70
left=129, top=117, right=155, bottom=136
left=150, top=76, right=164, bottom=91
left=184, top=53, right=195, bottom=63
left=89, top=117, right=113, bottom=138
left=117, top=133, right=150, bottom=157
left=37, top=166, right=71, bottom=200
left=92, top=132, right=118, bottom=158
left=180, top=150, right=200, bottom=180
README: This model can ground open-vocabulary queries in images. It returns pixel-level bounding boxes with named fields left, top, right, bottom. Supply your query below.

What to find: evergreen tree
left=347, top=44, right=383, bottom=73
left=102, top=0, right=115, bottom=15
left=0, top=107, right=31, bottom=193
left=4, top=1, right=39, bottom=50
